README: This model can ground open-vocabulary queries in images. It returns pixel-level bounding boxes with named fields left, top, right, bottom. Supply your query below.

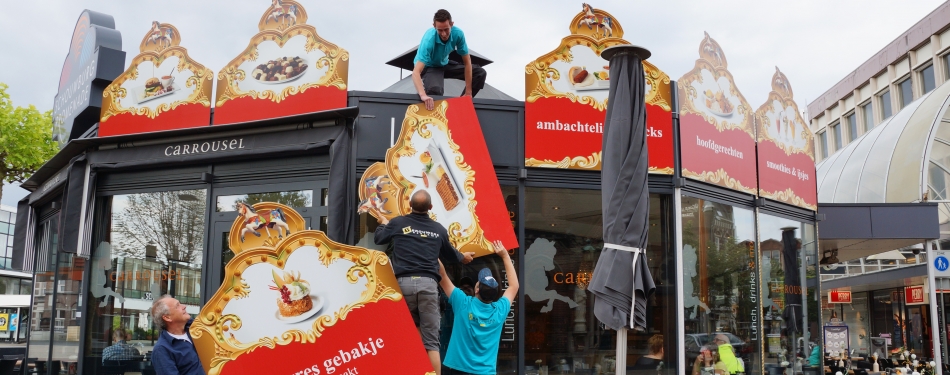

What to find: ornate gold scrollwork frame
left=754, top=67, right=816, bottom=159
left=101, top=23, right=213, bottom=121
left=682, top=168, right=756, bottom=195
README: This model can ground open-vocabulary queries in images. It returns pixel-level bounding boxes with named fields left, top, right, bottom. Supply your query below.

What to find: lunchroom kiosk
left=15, top=3, right=827, bottom=375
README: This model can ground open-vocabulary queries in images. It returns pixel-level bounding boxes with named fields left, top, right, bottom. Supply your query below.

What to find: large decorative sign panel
left=524, top=4, right=673, bottom=173
left=52, top=10, right=125, bottom=147
left=100, top=23, right=213, bottom=136
left=192, top=203, right=434, bottom=375
left=754, top=68, right=817, bottom=210
left=358, top=97, right=518, bottom=257
left=213, top=0, right=348, bottom=124
left=677, top=32, right=757, bottom=194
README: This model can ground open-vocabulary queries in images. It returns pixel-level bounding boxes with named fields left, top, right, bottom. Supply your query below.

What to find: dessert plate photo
left=274, top=294, right=325, bottom=323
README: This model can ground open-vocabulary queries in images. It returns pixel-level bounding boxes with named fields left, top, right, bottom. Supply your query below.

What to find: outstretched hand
left=492, top=240, right=509, bottom=257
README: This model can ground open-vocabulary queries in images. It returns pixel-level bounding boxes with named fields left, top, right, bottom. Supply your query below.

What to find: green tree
left=233, top=190, right=312, bottom=209
left=0, top=83, right=58, bottom=202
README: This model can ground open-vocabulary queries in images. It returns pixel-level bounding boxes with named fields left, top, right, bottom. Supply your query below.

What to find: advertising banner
left=0, top=314, right=9, bottom=331
left=213, top=0, right=349, bottom=124
left=677, top=33, right=757, bottom=194
left=828, top=290, right=852, bottom=304
left=192, top=203, right=434, bottom=375
left=755, top=68, right=817, bottom=210
left=905, top=285, right=928, bottom=305
left=523, top=4, right=673, bottom=173
left=358, top=97, right=518, bottom=257
left=52, top=10, right=125, bottom=147
left=99, top=23, right=213, bottom=136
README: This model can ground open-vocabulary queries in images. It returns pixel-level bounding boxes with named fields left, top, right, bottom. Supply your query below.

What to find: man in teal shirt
left=437, top=240, right=518, bottom=375
left=412, top=9, right=487, bottom=111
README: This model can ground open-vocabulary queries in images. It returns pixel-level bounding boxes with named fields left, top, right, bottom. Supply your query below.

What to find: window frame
left=896, top=76, right=913, bottom=109
left=817, top=130, right=829, bottom=160
left=878, top=89, right=893, bottom=121
left=845, top=111, right=858, bottom=142
left=859, top=100, right=874, bottom=131
left=829, top=120, right=843, bottom=151
left=918, top=62, right=936, bottom=95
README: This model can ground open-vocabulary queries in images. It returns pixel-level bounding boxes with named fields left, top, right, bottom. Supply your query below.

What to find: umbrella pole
left=616, top=328, right=627, bottom=375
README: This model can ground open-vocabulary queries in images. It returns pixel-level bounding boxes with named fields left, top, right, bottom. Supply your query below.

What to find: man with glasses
left=411, top=9, right=487, bottom=111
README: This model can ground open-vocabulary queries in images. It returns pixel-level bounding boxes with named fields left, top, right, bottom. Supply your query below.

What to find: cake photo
left=270, top=270, right=313, bottom=317
left=435, top=166, right=460, bottom=211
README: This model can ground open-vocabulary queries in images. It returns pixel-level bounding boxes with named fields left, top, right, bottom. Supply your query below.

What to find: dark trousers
left=443, top=366, right=479, bottom=375
left=422, top=61, right=487, bottom=97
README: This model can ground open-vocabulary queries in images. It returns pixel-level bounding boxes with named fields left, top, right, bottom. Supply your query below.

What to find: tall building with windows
left=0, top=205, right=32, bottom=343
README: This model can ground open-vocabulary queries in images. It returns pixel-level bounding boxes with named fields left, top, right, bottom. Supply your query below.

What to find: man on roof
left=412, top=9, right=487, bottom=111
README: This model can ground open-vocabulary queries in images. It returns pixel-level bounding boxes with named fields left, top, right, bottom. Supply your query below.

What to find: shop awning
left=817, top=203, right=939, bottom=262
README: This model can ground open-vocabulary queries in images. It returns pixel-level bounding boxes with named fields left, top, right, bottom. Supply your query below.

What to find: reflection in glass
left=524, top=188, right=676, bottom=374
left=681, top=196, right=758, bottom=374
left=28, top=216, right=59, bottom=364
left=82, top=190, right=207, bottom=374
left=216, top=190, right=313, bottom=212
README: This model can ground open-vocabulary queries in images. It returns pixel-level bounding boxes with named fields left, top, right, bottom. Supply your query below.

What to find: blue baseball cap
left=477, top=268, right=498, bottom=289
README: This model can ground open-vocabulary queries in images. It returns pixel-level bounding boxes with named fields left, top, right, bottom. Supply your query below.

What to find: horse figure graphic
left=525, top=238, right=578, bottom=313
left=358, top=175, right=393, bottom=215
left=91, top=242, right=126, bottom=308
left=266, top=0, right=299, bottom=29
left=236, top=202, right=291, bottom=242
left=145, top=21, right=175, bottom=50
left=578, top=3, right=614, bottom=39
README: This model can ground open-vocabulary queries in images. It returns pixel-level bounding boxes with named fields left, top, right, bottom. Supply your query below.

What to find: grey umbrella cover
left=588, top=47, right=656, bottom=331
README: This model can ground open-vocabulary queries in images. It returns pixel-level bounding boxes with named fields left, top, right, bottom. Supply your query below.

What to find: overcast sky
left=0, top=0, right=946, bottom=207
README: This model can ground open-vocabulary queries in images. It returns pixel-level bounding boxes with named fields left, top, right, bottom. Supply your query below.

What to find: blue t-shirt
left=442, top=289, right=511, bottom=375
left=413, top=26, right=469, bottom=68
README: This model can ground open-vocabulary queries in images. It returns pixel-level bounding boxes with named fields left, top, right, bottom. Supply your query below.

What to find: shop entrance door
left=205, top=181, right=328, bottom=302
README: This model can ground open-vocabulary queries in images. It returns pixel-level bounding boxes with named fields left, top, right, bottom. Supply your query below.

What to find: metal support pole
left=927, top=240, right=944, bottom=374
left=616, top=328, right=627, bottom=375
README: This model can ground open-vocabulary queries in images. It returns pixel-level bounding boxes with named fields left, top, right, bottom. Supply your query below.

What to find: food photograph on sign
left=358, top=97, right=518, bottom=257
left=191, top=204, right=434, bottom=375
left=214, top=0, right=348, bottom=124
left=524, top=3, right=673, bottom=172
left=99, top=22, right=213, bottom=136
left=754, top=68, right=817, bottom=210
left=677, top=32, right=757, bottom=194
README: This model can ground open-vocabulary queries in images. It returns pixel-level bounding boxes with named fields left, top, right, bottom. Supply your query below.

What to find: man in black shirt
left=374, top=190, right=473, bottom=375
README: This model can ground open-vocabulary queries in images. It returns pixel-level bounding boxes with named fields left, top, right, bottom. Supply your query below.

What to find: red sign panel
left=828, top=290, right=852, bottom=304
left=755, top=68, right=817, bottom=210
left=677, top=32, right=757, bottom=195
left=523, top=4, right=674, bottom=173
left=213, top=1, right=348, bottom=125
left=100, top=22, right=212, bottom=136
left=905, top=285, right=927, bottom=305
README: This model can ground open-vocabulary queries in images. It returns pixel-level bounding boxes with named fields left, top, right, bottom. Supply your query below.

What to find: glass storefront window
left=215, top=189, right=313, bottom=212
left=758, top=214, right=820, bottom=371
left=524, top=188, right=677, bottom=374
left=28, top=215, right=59, bottom=368
left=681, top=196, right=758, bottom=374
left=83, top=189, right=207, bottom=374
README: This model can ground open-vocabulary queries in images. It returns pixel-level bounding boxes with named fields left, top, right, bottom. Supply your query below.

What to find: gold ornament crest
left=191, top=203, right=402, bottom=375
left=214, top=0, right=349, bottom=107
left=524, top=4, right=671, bottom=112
left=101, top=22, right=213, bottom=122
left=754, top=67, right=816, bottom=159
left=677, top=32, right=754, bottom=139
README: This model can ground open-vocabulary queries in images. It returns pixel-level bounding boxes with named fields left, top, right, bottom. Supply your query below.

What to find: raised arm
left=411, top=61, right=434, bottom=111
left=440, top=233, right=473, bottom=264
left=437, top=259, right=455, bottom=297
left=495, top=240, right=518, bottom=303
left=372, top=216, right=396, bottom=245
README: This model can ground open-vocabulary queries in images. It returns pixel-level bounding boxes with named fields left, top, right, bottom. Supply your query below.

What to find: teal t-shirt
left=442, top=289, right=511, bottom=375
left=413, top=26, right=469, bottom=68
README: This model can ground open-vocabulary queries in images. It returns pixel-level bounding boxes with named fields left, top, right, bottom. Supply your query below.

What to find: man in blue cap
left=437, top=240, right=519, bottom=375
left=412, top=9, right=487, bottom=111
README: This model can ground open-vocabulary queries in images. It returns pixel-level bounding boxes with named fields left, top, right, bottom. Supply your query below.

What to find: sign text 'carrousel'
left=524, top=3, right=673, bottom=173
left=52, top=10, right=125, bottom=147
left=164, top=138, right=245, bottom=156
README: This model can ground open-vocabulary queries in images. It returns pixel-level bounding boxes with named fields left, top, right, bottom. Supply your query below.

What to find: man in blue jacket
left=375, top=190, right=474, bottom=375
left=150, top=295, right=205, bottom=375
left=412, top=9, right=487, bottom=111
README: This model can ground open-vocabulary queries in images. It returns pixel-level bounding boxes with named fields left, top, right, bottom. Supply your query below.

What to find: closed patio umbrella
left=587, top=44, right=655, bottom=374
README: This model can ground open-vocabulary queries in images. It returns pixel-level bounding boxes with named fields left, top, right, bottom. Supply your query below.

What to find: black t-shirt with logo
left=374, top=212, right=463, bottom=281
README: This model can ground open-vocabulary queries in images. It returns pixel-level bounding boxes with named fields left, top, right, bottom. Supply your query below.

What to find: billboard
left=213, top=0, right=349, bottom=124
left=358, top=97, right=518, bottom=257
left=51, top=10, right=125, bottom=147
left=99, top=22, right=213, bottom=136
left=191, top=204, right=434, bottom=375
left=677, top=32, right=757, bottom=194
left=754, top=68, right=817, bottom=210
left=524, top=3, right=673, bottom=173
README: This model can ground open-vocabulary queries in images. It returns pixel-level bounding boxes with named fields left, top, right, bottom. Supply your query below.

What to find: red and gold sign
left=100, top=22, right=213, bottom=136
left=358, top=97, right=518, bottom=257
left=677, top=32, right=757, bottom=194
left=213, top=0, right=348, bottom=124
left=755, top=68, right=817, bottom=210
left=904, top=285, right=927, bottom=305
left=524, top=3, right=673, bottom=173
left=191, top=203, right=434, bottom=375
left=828, top=290, right=852, bottom=304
